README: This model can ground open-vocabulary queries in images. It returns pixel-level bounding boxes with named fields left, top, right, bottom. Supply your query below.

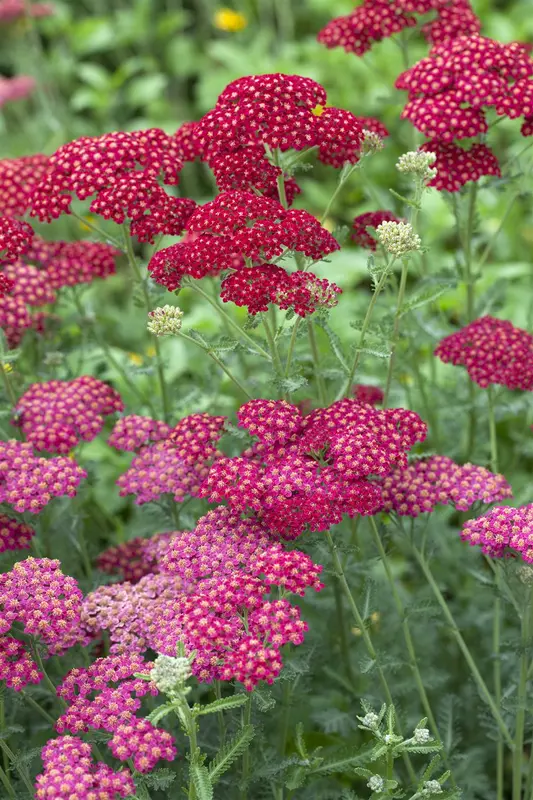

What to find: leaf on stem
left=208, top=725, right=255, bottom=784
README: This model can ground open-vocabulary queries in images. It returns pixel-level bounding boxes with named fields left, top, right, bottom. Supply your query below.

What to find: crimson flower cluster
left=353, top=383, right=384, bottom=405
left=200, top=398, right=427, bottom=538
left=111, top=412, right=226, bottom=505
left=55, top=654, right=177, bottom=773
left=0, top=558, right=83, bottom=690
left=96, top=530, right=180, bottom=583
left=461, top=504, right=533, bottom=562
left=435, top=316, right=533, bottom=390
left=0, top=217, right=33, bottom=259
left=30, top=128, right=196, bottom=243
left=0, top=154, right=49, bottom=217
left=352, top=210, right=402, bottom=250
left=317, top=0, right=479, bottom=57
left=149, top=190, right=341, bottom=316
left=14, top=376, right=124, bottom=454
left=0, top=0, right=53, bottom=20
left=35, top=736, right=135, bottom=800
left=0, top=513, right=35, bottom=553
left=380, top=455, right=512, bottom=516
left=82, top=505, right=323, bottom=690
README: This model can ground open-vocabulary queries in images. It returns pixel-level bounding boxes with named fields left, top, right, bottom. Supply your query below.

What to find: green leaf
left=285, top=766, right=307, bottom=790
left=208, top=725, right=255, bottom=785
left=125, top=74, right=169, bottom=106
left=194, top=694, right=249, bottom=716
left=141, top=768, right=176, bottom=790
left=399, top=280, right=456, bottom=316
left=190, top=764, right=213, bottom=800
left=253, top=688, right=276, bottom=712
left=315, top=320, right=349, bottom=374
left=0, top=725, right=23, bottom=740
left=295, top=722, right=309, bottom=761
left=309, top=744, right=374, bottom=775
left=273, top=374, right=308, bottom=393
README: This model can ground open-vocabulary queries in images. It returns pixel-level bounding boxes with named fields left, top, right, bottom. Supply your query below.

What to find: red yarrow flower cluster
left=317, top=0, right=479, bottom=56
left=35, top=736, right=135, bottom=800
left=352, top=211, right=402, bottom=250
left=380, top=455, right=512, bottom=516
left=419, top=141, right=501, bottom=191
left=0, top=439, right=86, bottom=513
left=200, top=399, right=427, bottom=537
left=0, top=514, right=35, bottom=552
left=112, top=413, right=226, bottom=505
left=461, top=504, right=533, bottom=561
left=14, top=376, right=124, bottom=454
left=97, top=531, right=180, bottom=583
left=435, top=316, right=533, bottom=390
left=56, top=655, right=177, bottom=772
left=0, top=217, right=34, bottom=259
left=353, top=384, right=384, bottom=405
left=0, top=154, right=49, bottom=217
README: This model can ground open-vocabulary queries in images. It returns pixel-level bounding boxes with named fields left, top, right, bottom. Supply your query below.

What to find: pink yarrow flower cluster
left=0, top=513, right=35, bottom=552
left=56, top=654, right=177, bottom=772
left=148, top=190, right=341, bottom=316
left=200, top=399, right=427, bottom=538
left=112, top=412, right=226, bottom=504
left=461, top=504, right=533, bottom=561
left=380, top=455, right=512, bottom=516
left=0, top=440, right=86, bottom=513
left=97, top=531, right=180, bottom=583
left=14, top=376, right=124, bottom=454
left=35, top=736, right=135, bottom=800
left=0, top=0, right=53, bottom=21
left=435, top=316, right=533, bottom=390
left=0, top=75, right=35, bottom=108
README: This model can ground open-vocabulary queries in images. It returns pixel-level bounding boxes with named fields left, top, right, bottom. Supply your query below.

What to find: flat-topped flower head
left=461, top=504, right=533, bottom=561
left=380, top=455, right=513, bottom=516
left=0, top=217, right=34, bottom=259
left=352, top=211, right=402, bottom=250
left=419, top=140, right=501, bottom=191
left=108, top=414, right=173, bottom=451
left=14, top=376, right=124, bottom=454
left=0, top=636, right=42, bottom=691
left=147, top=304, right=184, bottom=336
left=376, top=220, right=421, bottom=256
left=97, top=531, right=180, bottom=583
left=0, top=440, right=86, bottom=513
left=35, top=736, right=135, bottom=800
left=0, top=154, right=49, bottom=217
left=0, top=514, right=35, bottom=553
left=435, top=316, right=533, bottom=390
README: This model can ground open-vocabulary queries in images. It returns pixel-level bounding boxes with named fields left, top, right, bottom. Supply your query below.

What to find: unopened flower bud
left=518, top=564, right=533, bottom=585
left=361, top=129, right=384, bottom=155
left=413, top=727, right=431, bottom=744
left=422, top=779, right=443, bottom=795
left=361, top=712, right=380, bottom=729
left=151, top=654, right=192, bottom=693
left=376, top=221, right=421, bottom=256
left=43, top=351, right=64, bottom=367
left=147, top=305, right=183, bottom=336
left=367, top=775, right=384, bottom=791
left=396, top=151, right=437, bottom=183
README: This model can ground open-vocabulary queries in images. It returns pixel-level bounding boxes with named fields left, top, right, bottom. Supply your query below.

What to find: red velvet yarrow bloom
left=27, top=238, right=119, bottom=289
left=173, top=121, right=202, bottom=162
left=201, top=399, right=427, bottom=537
left=421, top=0, right=480, bottom=45
left=1, top=261, right=56, bottom=306
left=30, top=128, right=184, bottom=227
left=0, top=635, right=42, bottom=690
left=194, top=74, right=364, bottom=168
left=97, top=531, right=180, bottom=583
left=353, top=384, right=384, bottom=405
left=35, top=736, right=134, bottom=800
left=0, top=273, right=14, bottom=296
left=0, top=293, right=32, bottom=346
left=0, top=440, right=86, bottom=513
left=0, top=154, right=49, bottom=217
left=114, top=412, right=226, bottom=504
left=14, top=376, right=124, bottom=454
left=461, top=504, right=533, bottom=561
left=435, top=316, right=533, bottom=390
left=0, top=75, right=35, bottom=108
left=352, top=211, right=402, bottom=250
left=207, top=145, right=301, bottom=205
left=0, top=513, right=34, bottom=552
left=0, top=557, right=83, bottom=653
left=0, top=0, right=53, bottom=21
left=220, top=264, right=341, bottom=317
left=0, top=217, right=33, bottom=259
left=419, top=140, right=501, bottom=191
left=149, top=190, right=339, bottom=292
left=380, top=455, right=512, bottom=516
left=56, top=655, right=177, bottom=773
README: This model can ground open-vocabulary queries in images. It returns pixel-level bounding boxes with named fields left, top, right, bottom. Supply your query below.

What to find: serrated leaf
left=208, top=725, right=255, bottom=785
left=190, top=764, right=213, bottom=800
left=310, top=743, right=374, bottom=775
left=315, top=320, right=349, bottom=374
left=399, top=280, right=456, bottom=316
left=295, top=722, right=309, bottom=761
left=285, top=765, right=308, bottom=790
left=357, top=345, right=392, bottom=358
left=402, top=743, right=442, bottom=754
left=253, top=688, right=276, bottom=711
left=0, top=725, right=23, bottom=740
left=195, top=694, right=249, bottom=716
left=141, top=768, right=176, bottom=790
left=273, top=374, right=308, bottom=393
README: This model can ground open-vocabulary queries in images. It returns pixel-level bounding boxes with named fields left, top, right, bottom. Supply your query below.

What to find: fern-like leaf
left=208, top=725, right=255, bottom=785
left=190, top=764, right=214, bottom=800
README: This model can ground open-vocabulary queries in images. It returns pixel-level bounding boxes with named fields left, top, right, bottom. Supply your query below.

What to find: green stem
left=31, top=645, right=66, bottom=711
left=20, top=690, right=56, bottom=724
left=0, top=695, right=11, bottom=796
left=477, top=195, right=518, bottom=271
left=123, top=225, right=171, bottom=422
left=320, top=165, right=359, bottom=224
left=307, top=320, right=327, bottom=406
left=0, top=739, right=34, bottom=795
left=514, top=588, right=533, bottom=800
left=464, top=183, right=478, bottom=324
left=0, top=362, right=17, bottom=408
left=185, top=281, right=271, bottom=361
left=178, top=332, right=252, bottom=399
left=383, top=259, right=409, bottom=408
left=332, top=577, right=355, bottom=687
left=487, top=385, right=499, bottom=473
left=0, top=762, right=15, bottom=799
left=214, top=681, right=226, bottom=747
left=411, top=543, right=514, bottom=749
left=368, top=518, right=456, bottom=786
left=339, top=256, right=397, bottom=399
left=284, top=318, right=301, bottom=377
left=69, top=208, right=124, bottom=250
left=240, top=695, right=253, bottom=800
left=324, top=529, right=417, bottom=783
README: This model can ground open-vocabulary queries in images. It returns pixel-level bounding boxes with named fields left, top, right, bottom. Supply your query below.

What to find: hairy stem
left=0, top=739, right=34, bottom=795
left=307, top=320, right=327, bottom=406
left=383, top=259, right=409, bottom=408
left=513, top=587, right=533, bottom=800
left=178, top=332, right=252, bottom=399
left=240, top=695, right=253, bottom=800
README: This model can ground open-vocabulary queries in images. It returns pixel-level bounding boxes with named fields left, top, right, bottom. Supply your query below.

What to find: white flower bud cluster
left=151, top=654, right=192, bottom=693
left=422, top=779, right=443, bottom=795
left=147, top=305, right=183, bottom=336
left=413, top=727, right=432, bottom=744
left=396, top=151, right=437, bottom=183
left=376, top=221, right=421, bottom=256
left=361, top=129, right=385, bottom=155
left=361, top=711, right=380, bottom=729
left=367, top=775, right=385, bottom=791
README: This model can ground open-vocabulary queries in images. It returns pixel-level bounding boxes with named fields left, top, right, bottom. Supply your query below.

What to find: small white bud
left=396, top=151, right=437, bottom=183
left=384, top=734, right=393, bottom=744
left=361, top=712, right=380, bottom=729
left=422, top=779, right=443, bottom=795
left=151, top=654, right=192, bottom=693
left=413, top=727, right=432, bottom=744
left=376, top=221, right=421, bottom=256
left=361, top=129, right=385, bottom=155
left=367, top=775, right=385, bottom=791
left=147, top=305, right=183, bottom=336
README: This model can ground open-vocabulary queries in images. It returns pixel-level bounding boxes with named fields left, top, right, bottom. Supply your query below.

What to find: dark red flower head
left=419, top=140, right=501, bottom=191
left=0, top=154, right=49, bottom=217
left=352, top=210, right=402, bottom=250
left=0, top=217, right=33, bottom=259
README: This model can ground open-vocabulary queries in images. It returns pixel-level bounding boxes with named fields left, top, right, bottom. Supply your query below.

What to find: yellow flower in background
left=128, top=353, right=144, bottom=366
left=79, top=214, right=96, bottom=232
left=2, top=364, right=13, bottom=374
left=145, top=345, right=156, bottom=358
left=352, top=611, right=380, bottom=637
left=214, top=8, right=247, bottom=32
